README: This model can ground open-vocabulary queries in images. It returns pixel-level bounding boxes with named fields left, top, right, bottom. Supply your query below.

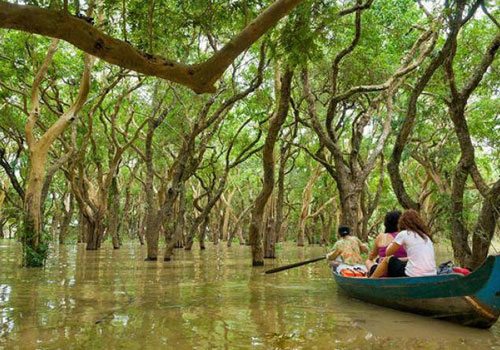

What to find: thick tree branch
left=0, top=0, right=303, bottom=93
left=26, top=38, right=59, bottom=150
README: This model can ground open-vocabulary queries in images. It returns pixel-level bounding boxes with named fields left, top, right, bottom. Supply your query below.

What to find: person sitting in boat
left=370, top=209, right=436, bottom=278
left=326, top=225, right=368, bottom=266
left=366, top=210, right=407, bottom=277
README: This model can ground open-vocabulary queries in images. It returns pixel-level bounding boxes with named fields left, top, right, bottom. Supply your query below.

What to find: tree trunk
left=264, top=197, right=276, bottom=258
left=237, top=226, right=246, bottom=245
left=137, top=210, right=146, bottom=245
left=227, top=205, right=252, bottom=247
left=164, top=184, right=186, bottom=261
left=0, top=179, right=8, bottom=228
left=22, top=42, right=92, bottom=266
left=143, top=115, right=161, bottom=260
left=305, top=223, right=314, bottom=244
left=108, top=177, right=121, bottom=249
left=298, top=165, right=322, bottom=246
left=470, top=180, right=500, bottom=269
left=274, top=142, right=287, bottom=245
left=218, top=200, right=225, bottom=243
left=86, top=216, right=105, bottom=250
left=278, top=217, right=289, bottom=243
left=320, top=213, right=333, bottom=246
left=50, top=206, right=60, bottom=241
left=221, top=190, right=234, bottom=242
left=145, top=215, right=160, bottom=260
left=212, top=202, right=221, bottom=245
left=78, top=210, right=87, bottom=243
left=248, top=68, right=293, bottom=266
left=59, top=193, right=74, bottom=245
left=199, top=216, right=208, bottom=250
left=337, top=185, right=361, bottom=237
left=22, top=153, right=47, bottom=266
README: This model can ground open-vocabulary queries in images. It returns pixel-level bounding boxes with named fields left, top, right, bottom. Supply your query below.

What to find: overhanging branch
left=0, top=0, right=303, bottom=94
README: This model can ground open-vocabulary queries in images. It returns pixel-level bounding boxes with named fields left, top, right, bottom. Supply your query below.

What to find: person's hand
left=326, top=253, right=331, bottom=260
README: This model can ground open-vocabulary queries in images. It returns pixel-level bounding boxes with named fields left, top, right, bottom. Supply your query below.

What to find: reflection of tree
left=248, top=268, right=287, bottom=348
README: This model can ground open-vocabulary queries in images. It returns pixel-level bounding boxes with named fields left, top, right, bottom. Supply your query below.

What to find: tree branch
left=0, top=0, right=303, bottom=93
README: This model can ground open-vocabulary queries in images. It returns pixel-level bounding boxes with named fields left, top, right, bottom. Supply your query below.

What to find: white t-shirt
left=393, top=230, right=436, bottom=277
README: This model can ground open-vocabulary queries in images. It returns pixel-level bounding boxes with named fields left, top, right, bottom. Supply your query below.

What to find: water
left=0, top=240, right=498, bottom=349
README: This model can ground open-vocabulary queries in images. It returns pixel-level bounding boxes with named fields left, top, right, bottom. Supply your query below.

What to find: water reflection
left=0, top=239, right=499, bottom=349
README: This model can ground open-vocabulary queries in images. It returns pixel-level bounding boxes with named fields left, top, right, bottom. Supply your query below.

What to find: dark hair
left=398, top=209, right=433, bottom=242
left=338, top=225, right=350, bottom=237
left=384, top=210, right=401, bottom=233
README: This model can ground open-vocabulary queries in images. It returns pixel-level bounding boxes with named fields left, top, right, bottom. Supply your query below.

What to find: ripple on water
left=0, top=239, right=499, bottom=350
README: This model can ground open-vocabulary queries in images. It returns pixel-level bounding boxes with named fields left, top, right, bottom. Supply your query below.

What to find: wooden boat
left=332, top=255, right=500, bottom=328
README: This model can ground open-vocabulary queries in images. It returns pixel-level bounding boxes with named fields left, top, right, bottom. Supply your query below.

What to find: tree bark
left=263, top=194, right=276, bottom=258
left=22, top=40, right=92, bottom=266
left=0, top=0, right=304, bottom=93
left=86, top=217, right=104, bottom=250
left=164, top=184, right=186, bottom=261
left=77, top=210, right=87, bottom=243
left=248, top=68, right=293, bottom=266
left=107, top=176, right=121, bottom=249
left=274, top=144, right=287, bottom=244
left=441, top=4, right=500, bottom=267
left=0, top=179, right=7, bottom=228
left=298, top=165, right=322, bottom=246
left=199, top=216, right=209, bottom=250
left=59, top=192, right=74, bottom=245
left=471, top=180, right=500, bottom=269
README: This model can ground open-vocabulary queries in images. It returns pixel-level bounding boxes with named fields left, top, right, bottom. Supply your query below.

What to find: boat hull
left=332, top=255, right=500, bottom=328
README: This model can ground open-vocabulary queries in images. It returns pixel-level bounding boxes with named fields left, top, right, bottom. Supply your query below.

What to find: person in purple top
left=366, top=211, right=407, bottom=277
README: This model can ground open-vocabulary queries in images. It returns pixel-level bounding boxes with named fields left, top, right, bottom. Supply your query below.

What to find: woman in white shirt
left=370, top=209, right=437, bottom=278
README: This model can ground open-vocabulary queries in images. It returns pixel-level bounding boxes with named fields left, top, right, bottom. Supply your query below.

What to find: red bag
left=340, top=269, right=356, bottom=277
left=340, top=268, right=366, bottom=277
left=452, top=267, right=470, bottom=276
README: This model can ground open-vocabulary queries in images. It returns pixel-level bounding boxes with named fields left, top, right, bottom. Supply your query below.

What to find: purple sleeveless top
left=378, top=232, right=407, bottom=258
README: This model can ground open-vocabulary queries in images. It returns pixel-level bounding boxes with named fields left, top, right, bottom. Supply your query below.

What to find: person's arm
left=386, top=230, right=406, bottom=257
left=385, top=241, right=401, bottom=256
left=368, top=236, right=380, bottom=260
left=326, top=249, right=341, bottom=261
left=356, top=237, right=369, bottom=253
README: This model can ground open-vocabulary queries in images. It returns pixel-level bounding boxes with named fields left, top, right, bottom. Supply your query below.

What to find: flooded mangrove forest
left=0, top=0, right=499, bottom=348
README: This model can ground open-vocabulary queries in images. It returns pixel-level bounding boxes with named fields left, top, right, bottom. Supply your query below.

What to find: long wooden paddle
left=265, top=256, right=326, bottom=274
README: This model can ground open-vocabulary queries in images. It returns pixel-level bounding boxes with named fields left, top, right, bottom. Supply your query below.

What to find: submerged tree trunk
left=59, top=193, right=74, bottom=245
left=273, top=136, right=290, bottom=247
left=263, top=195, right=276, bottom=258
left=443, top=17, right=500, bottom=268
left=320, top=213, right=333, bottom=246
left=108, top=177, right=121, bottom=249
left=22, top=39, right=93, bottom=266
left=23, top=155, right=47, bottom=266
left=164, top=184, right=186, bottom=261
left=199, top=216, right=209, bottom=250
left=0, top=180, right=7, bottom=237
left=470, top=180, right=500, bottom=269
left=78, top=210, right=87, bottom=243
left=86, top=216, right=105, bottom=250
left=298, top=165, right=322, bottom=246
left=248, top=68, right=293, bottom=266
left=137, top=211, right=146, bottom=246
left=221, top=190, right=234, bottom=242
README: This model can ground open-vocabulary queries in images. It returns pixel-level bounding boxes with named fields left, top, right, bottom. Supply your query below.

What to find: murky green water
left=0, top=240, right=498, bottom=349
